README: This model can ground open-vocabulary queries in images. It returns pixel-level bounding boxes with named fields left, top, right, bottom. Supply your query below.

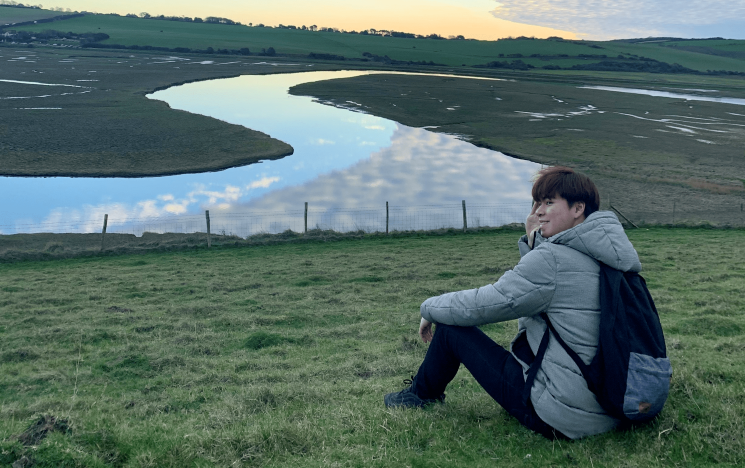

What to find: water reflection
left=212, top=124, right=537, bottom=234
left=243, top=124, right=535, bottom=212
left=0, top=71, right=538, bottom=235
left=580, top=85, right=745, bottom=106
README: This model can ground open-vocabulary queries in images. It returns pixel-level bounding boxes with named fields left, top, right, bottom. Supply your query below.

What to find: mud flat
left=292, top=73, right=745, bottom=226
left=0, top=48, right=324, bottom=177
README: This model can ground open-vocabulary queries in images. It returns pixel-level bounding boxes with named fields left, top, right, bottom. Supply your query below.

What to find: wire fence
left=2, top=202, right=532, bottom=237
left=2, top=200, right=743, bottom=260
left=609, top=203, right=745, bottom=229
left=0, top=202, right=532, bottom=257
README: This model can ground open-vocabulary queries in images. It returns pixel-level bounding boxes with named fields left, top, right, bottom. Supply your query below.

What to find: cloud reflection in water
left=2, top=71, right=539, bottom=235
left=210, top=123, right=538, bottom=234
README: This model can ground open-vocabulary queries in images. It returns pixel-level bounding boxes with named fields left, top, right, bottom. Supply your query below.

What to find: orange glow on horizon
left=40, top=1, right=579, bottom=41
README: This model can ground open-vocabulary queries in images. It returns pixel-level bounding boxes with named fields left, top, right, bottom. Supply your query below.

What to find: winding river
left=1, top=71, right=540, bottom=235
left=4, top=68, right=745, bottom=236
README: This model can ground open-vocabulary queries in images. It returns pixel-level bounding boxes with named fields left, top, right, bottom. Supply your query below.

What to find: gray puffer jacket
left=420, top=211, right=641, bottom=439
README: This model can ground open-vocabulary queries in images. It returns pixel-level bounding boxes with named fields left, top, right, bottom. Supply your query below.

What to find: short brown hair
left=532, top=166, right=600, bottom=217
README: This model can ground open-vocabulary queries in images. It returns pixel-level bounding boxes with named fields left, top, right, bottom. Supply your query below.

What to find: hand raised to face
left=526, top=201, right=541, bottom=248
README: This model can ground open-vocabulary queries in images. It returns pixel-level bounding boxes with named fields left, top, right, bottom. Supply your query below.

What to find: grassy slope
left=10, top=13, right=745, bottom=72
left=9, top=14, right=607, bottom=66
left=600, top=42, right=745, bottom=73
left=667, top=39, right=745, bottom=51
left=0, top=7, right=63, bottom=25
left=1, top=228, right=744, bottom=467
left=640, top=39, right=745, bottom=60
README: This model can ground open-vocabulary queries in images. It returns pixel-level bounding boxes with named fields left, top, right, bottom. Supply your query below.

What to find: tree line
left=0, top=1, right=43, bottom=9
left=111, top=11, right=471, bottom=40
left=6, top=28, right=107, bottom=44
left=128, top=12, right=242, bottom=26
left=474, top=56, right=745, bottom=76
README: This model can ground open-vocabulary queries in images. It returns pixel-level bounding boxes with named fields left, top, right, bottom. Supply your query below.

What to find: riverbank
left=291, top=72, right=745, bottom=227
left=0, top=47, right=315, bottom=177
left=3, top=45, right=744, bottom=226
left=1, top=227, right=743, bottom=466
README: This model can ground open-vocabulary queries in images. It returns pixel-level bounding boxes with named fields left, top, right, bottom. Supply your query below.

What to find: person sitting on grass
left=384, top=166, right=642, bottom=440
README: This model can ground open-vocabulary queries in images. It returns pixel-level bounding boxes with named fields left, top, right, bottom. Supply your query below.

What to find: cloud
left=311, top=138, right=336, bottom=145
left=164, top=202, right=189, bottom=215
left=214, top=123, right=539, bottom=234
left=42, top=202, right=140, bottom=234
left=489, top=0, right=745, bottom=39
left=27, top=123, right=537, bottom=237
left=188, top=184, right=242, bottom=205
left=33, top=182, right=258, bottom=234
left=247, top=176, right=281, bottom=190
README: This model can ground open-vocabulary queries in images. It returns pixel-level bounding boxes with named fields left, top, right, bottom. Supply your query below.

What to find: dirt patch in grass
left=15, top=415, right=71, bottom=446
left=1, top=349, right=39, bottom=363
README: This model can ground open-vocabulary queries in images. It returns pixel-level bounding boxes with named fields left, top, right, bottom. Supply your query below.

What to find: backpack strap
left=541, top=313, right=597, bottom=394
left=521, top=320, right=551, bottom=406
left=522, top=313, right=597, bottom=406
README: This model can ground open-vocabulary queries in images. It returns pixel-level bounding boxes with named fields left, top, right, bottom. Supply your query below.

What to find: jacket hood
left=547, top=211, right=641, bottom=272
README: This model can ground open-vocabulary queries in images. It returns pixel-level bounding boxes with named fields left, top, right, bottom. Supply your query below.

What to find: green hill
left=8, top=12, right=745, bottom=73
left=6, top=13, right=601, bottom=66
left=601, top=40, right=745, bottom=73
left=0, top=5, right=75, bottom=26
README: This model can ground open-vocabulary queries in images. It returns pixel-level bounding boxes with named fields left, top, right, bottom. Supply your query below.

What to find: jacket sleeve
left=420, top=247, right=557, bottom=327
left=518, top=232, right=547, bottom=257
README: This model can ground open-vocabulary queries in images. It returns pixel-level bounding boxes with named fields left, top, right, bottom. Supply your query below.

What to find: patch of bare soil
left=8, top=415, right=72, bottom=467
left=16, top=415, right=71, bottom=447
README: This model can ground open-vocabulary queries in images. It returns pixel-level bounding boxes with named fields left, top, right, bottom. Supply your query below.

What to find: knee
left=434, top=323, right=454, bottom=335
left=434, top=323, right=475, bottom=338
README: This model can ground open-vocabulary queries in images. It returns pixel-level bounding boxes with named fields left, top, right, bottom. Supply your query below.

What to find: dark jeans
left=412, top=323, right=568, bottom=440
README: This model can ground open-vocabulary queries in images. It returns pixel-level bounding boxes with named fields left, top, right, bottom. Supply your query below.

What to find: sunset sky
left=30, top=0, right=745, bottom=41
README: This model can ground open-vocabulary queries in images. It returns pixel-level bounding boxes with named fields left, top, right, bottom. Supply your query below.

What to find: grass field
left=598, top=41, right=745, bottom=74
left=0, top=6, right=63, bottom=26
left=7, top=12, right=745, bottom=73
left=5, top=13, right=619, bottom=67
left=1, top=227, right=744, bottom=467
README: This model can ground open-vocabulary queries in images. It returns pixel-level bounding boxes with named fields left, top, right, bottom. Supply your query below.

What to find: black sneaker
left=384, top=378, right=445, bottom=408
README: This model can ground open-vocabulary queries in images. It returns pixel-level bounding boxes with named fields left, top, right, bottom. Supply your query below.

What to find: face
left=534, top=195, right=586, bottom=238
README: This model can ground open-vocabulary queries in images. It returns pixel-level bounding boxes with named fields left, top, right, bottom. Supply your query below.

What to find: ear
left=572, top=201, right=586, bottom=219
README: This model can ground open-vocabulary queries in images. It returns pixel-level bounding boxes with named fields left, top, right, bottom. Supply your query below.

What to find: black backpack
left=523, top=263, right=672, bottom=423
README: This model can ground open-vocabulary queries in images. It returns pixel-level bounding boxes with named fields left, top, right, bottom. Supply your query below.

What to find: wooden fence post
left=386, top=201, right=389, bottom=235
left=100, top=214, right=108, bottom=251
left=610, top=204, right=639, bottom=229
left=462, top=200, right=467, bottom=232
left=304, top=202, right=308, bottom=234
left=205, top=210, right=211, bottom=248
